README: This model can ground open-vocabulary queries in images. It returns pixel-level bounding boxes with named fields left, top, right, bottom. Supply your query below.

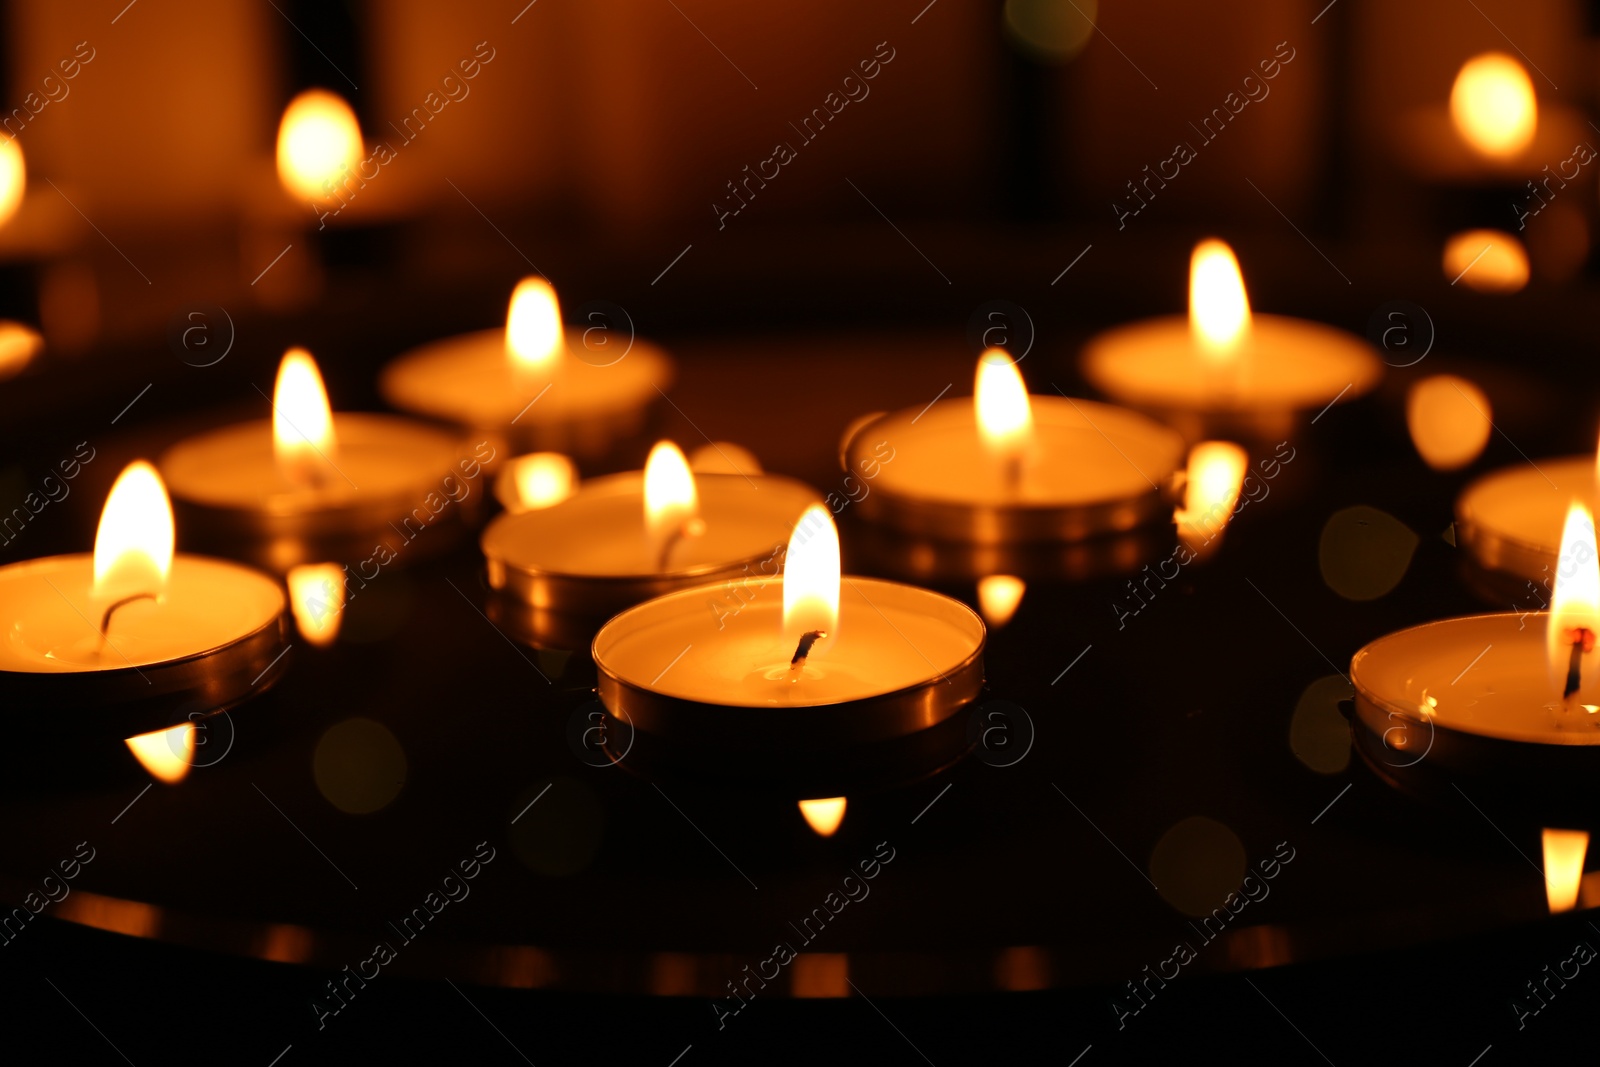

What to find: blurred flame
left=784, top=504, right=840, bottom=648
left=1450, top=52, right=1537, bottom=160
left=505, top=276, right=564, bottom=373
left=0, top=320, right=42, bottom=382
left=975, top=349, right=1032, bottom=480
left=1188, top=239, right=1251, bottom=358
left=0, top=137, right=23, bottom=229
left=125, top=724, right=193, bottom=784
left=1175, top=441, right=1248, bottom=558
left=93, top=462, right=174, bottom=602
left=288, top=563, right=345, bottom=647
left=273, top=348, right=337, bottom=483
left=643, top=441, right=698, bottom=546
left=1547, top=502, right=1600, bottom=698
left=1543, top=828, right=1588, bottom=913
left=1443, top=230, right=1529, bottom=293
left=799, top=797, right=847, bottom=837
left=977, top=575, right=1026, bottom=627
left=1406, top=375, right=1492, bottom=471
left=510, top=453, right=577, bottom=511
left=276, top=89, right=363, bottom=201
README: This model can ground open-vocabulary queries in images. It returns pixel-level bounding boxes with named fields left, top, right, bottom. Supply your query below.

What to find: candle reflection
left=1542, top=828, right=1588, bottom=913
left=125, top=723, right=194, bottom=784
left=977, top=575, right=1025, bottom=627
left=288, top=563, right=345, bottom=646
left=799, top=797, right=847, bottom=837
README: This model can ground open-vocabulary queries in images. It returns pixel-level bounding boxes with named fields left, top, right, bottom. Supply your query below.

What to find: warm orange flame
left=977, top=575, right=1025, bottom=627
left=93, top=462, right=174, bottom=602
left=273, top=347, right=338, bottom=484
left=1406, top=375, right=1492, bottom=471
left=1188, top=239, right=1252, bottom=358
left=643, top=441, right=698, bottom=549
left=125, top=724, right=194, bottom=784
left=510, top=453, right=577, bottom=511
left=1450, top=52, right=1537, bottom=160
left=0, top=137, right=23, bottom=229
left=1175, top=441, right=1248, bottom=558
left=1548, top=501, right=1600, bottom=699
left=505, top=276, right=564, bottom=373
left=276, top=89, right=363, bottom=201
left=0, top=320, right=42, bottom=382
left=1443, top=230, right=1529, bottom=293
left=799, top=797, right=847, bottom=837
left=288, top=563, right=345, bottom=647
left=784, top=504, right=841, bottom=652
left=975, top=350, right=1032, bottom=483
left=1543, top=828, right=1588, bottom=913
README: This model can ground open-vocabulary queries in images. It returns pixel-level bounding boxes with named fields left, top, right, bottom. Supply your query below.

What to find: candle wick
left=1564, top=626, right=1595, bottom=699
left=99, top=592, right=157, bottom=647
left=789, top=629, right=827, bottom=671
left=1002, top=454, right=1024, bottom=497
left=656, top=516, right=707, bottom=572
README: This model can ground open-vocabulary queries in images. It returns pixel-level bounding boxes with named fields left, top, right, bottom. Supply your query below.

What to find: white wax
left=866, top=396, right=1183, bottom=507
left=1353, top=613, right=1600, bottom=745
left=160, top=413, right=468, bottom=514
left=1456, top=456, right=1592, bottom=565
left=595, top=577, right=983, bottom=707
left=482, top=472, right=818, bottom=579
left=380, top=328, right=672, bottom=427
left=1081, top=314, right=1381, bottom=412
left=0, top=554, right=283, bottom=672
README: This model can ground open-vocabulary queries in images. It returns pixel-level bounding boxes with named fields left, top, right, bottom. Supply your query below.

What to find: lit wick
left=790, top=629, right=827, bottom=671
left=99, top=592, right=157, bottom=647
left=656, top=516, right=706, bottom=572
left=1563, top=626, right=1595, bottom=698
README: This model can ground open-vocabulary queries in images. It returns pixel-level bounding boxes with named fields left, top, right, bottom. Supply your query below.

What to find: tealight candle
left=1351, top=504, right=1600, bottom=823
left=380, top=277, right=674, bottom=457
left=594, top=505, right=984, bottom=763
left=1080, top=240, right=1382, bottom=441
left=1455, top=446, right=1596, bottom=587
left=0, top=462, right=288, bottom=742
left=160, top=347, right=483, bottom=572
left=843, top=350, right=1185, bottom=551
left=482, top=440, right=820, bottom=648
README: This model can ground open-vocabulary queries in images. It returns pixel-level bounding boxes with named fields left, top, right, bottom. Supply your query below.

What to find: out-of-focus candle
left=0, top=137, right=24, bottom=229
left=1455, top=440, right=1600, bottom=585
left=1443, top=230, right=1529, bottom=293
left=1450, top=52, right=1537, bottom=161
left=1407, top=375, right=1492, bottom=470
left=276, top=89, right=363, bottom=202
left=1175, top=441, right=1248, bottom=559
left=493, top=452, right=578, bottom=514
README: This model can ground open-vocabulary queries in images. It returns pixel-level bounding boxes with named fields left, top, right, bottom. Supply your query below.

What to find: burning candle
left=843, top=350, right=1184, bottom=550
left=380, top=276, right=674, bottom=458
left=481, top=440, right=819, bottom=648
left=1079, top=240, right=1381, bottom=441
left=0, top=136, right=24, bottom=230
left=276, top=90, right=364, bottom=204
left=0, top=462, right=288, bottom=742
left=1454, top=437, right=1600, bottom=588
left=493, top=452, right=579, bottom=514
left=593, top=506, right=985, bottom=760
left=160, top=347, right=483, bottom=572
left=1350, top=504, right=1600, bottom=823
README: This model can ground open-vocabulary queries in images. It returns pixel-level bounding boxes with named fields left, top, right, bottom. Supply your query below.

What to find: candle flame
left=1406, top=375, right=1492, bottom=471
left=1175, top=441, right=1249, bottom=558
left=1442, top=230, right=1528, bottom=293
left=510, top=452, right=577, bottom=511
left=1188, top=239, right=1252, bottom=359
left=93, top=461, right=174, bottom=602
left=643, top=441, right=698, bottom=545
left=1450, top=52, right=1537, bottom=160
left=273, top=347, right=338, bottom=483
left=799, top=797, right=847, bottom=837
left=288, top=563, right=345, bottom=647
left=975, top=349, right=1032, bottom=451
left=0, top=137, right=24, bottom=229
left=275, top=89, right=363, bottom=202
left=125, top=724, right=194, bottom=784
left=1547, top=501, right=1600, bottom=698
left=784, top=504, right=840, bottom=648
left=977, top=575, right=1026, bottom=628
left=505, top=276, right=564, bottom=373
left=1543, top=828, right=1588, bottom=913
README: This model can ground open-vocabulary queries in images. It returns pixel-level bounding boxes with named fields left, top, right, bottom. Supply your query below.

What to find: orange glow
left=688, top=442, right=763, bottom=477
left=1543, top=828, right=1588, bottom=913
left=505, top=276, right=564, bottom=374
left=93, top=462, right=175, bottom=602
left=1443, top=230, right=1529, bottom=293
left=1175, top=441, right=1248, bottom=558
left=977, top=575, right=1026, bottom=627
left=272, top=348, right=338, bottom=485
left=0, top=137, right=23, bottom=229
left=510, top=453, right=577, bottom=511
left=1406, top=376, right=1492, bottom=471
left=276, top=89, right=363, bottom=201
left=125, top=724, right=194, bottom=784
left=643, top=441, right=699, bottom=552
left=975, top=349, right=1032, bottom=482
left=288, top=563, right=345, bottom=646
left=799, top=797, right=847, bottom=837
left=1450, top=53, right=1537, bottom=160
left=784, top=504, right=841, bottom=654
left=0, top=320, right=42, bottom=382
left=1547, top=502, right=1600, bottom=699
left=1188, top=239, right=1251, bottom=359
